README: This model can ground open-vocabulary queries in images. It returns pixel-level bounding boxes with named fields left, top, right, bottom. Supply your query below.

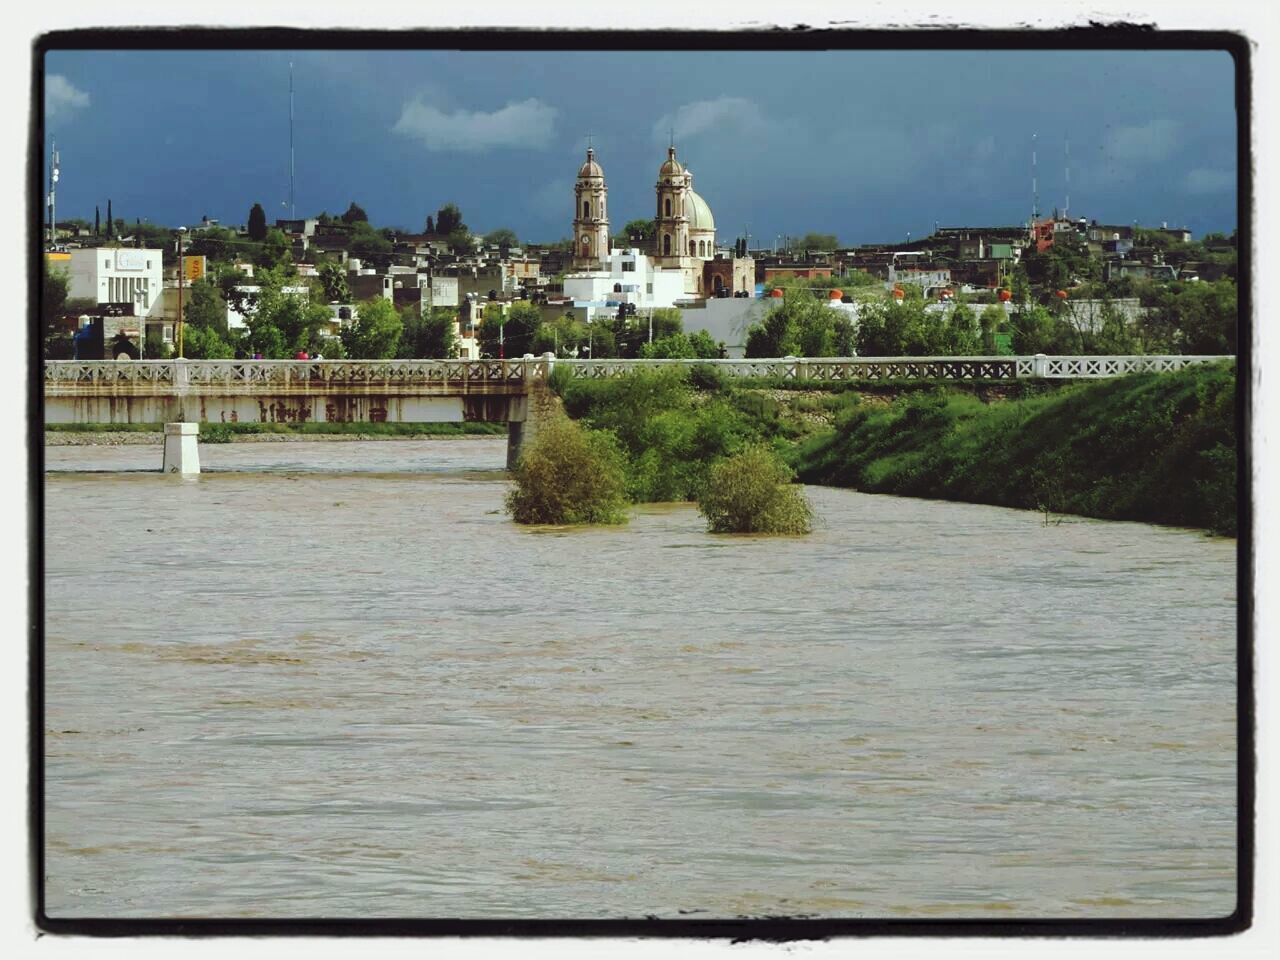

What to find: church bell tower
left=573, top=147, right=609, bottom=269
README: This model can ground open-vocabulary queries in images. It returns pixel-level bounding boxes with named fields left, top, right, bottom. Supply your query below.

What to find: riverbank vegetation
left=539, top=366, right=814, bottom=532
left=794, top=361, right=1237, bottom=535
left=547, top=361, right=1235, bottom=535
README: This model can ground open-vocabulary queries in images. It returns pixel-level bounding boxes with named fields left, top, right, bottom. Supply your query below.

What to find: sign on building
left=183, top=255, right=206, bottom=283
left=114, top=249, right=146, bottom=271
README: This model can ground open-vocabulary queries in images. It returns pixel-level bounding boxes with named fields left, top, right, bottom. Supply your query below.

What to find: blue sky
left=42, top=48, right=1239, bottom=245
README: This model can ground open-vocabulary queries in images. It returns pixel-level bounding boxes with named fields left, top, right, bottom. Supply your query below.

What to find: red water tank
left=829, top=289, right=843, bottom=300
left=998, top=289, right=1012, bottom=302
left=1055, top=289, right=1069, bottom=299
left=770, top=288, right=784, bottom=298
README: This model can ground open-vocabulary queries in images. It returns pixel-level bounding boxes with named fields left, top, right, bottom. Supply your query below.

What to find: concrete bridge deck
left=43, top=354, right=1233, bottom=474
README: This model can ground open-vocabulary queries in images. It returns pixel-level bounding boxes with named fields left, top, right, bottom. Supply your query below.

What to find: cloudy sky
left=42, top=47, right=1238, bottom=245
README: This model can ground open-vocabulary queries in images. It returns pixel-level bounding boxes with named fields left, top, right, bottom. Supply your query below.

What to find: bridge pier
left=162, top=422, right=200, bottom=475
left=506, top=361, right=560, bottom=470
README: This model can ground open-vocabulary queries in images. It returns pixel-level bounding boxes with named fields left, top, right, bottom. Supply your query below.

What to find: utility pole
left=176, top=227, right=187, bottom=358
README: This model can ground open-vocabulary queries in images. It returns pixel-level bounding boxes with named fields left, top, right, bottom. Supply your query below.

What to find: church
left=568, top=144, right=753, bottom=299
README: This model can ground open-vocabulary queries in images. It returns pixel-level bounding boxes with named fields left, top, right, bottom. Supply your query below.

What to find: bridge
left=44, top=354, right=1232, bottom=474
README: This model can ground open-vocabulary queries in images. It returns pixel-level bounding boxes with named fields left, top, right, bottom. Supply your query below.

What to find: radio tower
left=1064, top=135, right=1071, bottom=221
left=289, top=60, right=295, bottom=220
left=1031, top=132, right=1039, bottom=224
left=47, top=140, right=59, bottom=249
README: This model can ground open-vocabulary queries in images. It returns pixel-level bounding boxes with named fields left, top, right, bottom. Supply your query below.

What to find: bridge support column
left=162, top=422, right=200, bottom=475
left=506, top=366, right=562, bottom=470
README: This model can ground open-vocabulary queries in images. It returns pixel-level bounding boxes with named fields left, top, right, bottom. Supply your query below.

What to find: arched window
left=583, top=200, right=590, bottom=219
left=689, top=240, right=696, bottom=256
left=664, top=198, right=672, bottom=218
left=663, top=234, right=672, bottom=256
left=613, top=282, right=622, bottom=293
left=713, top=275, right=723, bottom=292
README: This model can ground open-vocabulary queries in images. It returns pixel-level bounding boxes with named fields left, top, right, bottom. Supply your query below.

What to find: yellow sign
left=182, top=255, right=206, bottom=282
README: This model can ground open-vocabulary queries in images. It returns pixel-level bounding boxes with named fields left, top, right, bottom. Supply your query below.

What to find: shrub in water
left=506, top=414, right=630, bottom=525
left=697, top=445, right=814, bottom=534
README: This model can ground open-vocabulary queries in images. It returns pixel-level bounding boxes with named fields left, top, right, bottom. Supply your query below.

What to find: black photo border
left=28, top=23, right=1255, bottom=940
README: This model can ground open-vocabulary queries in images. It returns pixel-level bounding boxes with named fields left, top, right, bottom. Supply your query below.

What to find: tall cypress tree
left=247, top=202, right=267, bottom=241
left=94, top=206, right=100, bottom=236
left=106, top=199, right=113, bottom=238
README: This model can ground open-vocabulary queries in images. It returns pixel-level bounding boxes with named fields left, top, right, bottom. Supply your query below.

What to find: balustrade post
left=1032, top=353, right=1048, bottom=378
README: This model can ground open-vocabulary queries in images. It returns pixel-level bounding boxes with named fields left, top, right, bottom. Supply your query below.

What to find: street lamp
left=176, top=226, right=188, bottom=359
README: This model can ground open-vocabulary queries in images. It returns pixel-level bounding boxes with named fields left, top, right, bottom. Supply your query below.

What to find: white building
left=67, top=247, right=164, bottom=318
left=563, top=247, right=689, bottom=321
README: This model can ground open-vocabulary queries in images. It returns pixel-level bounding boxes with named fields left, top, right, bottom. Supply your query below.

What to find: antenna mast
left=1064, top=135, right=1070, bottom=221
left=48, top=139, right=59, bottom=248
left=289, top=60, right=295, bottom=220
left=1031, top=132, right=1039, bottom=224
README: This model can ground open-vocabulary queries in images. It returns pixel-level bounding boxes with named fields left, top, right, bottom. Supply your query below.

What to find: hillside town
left=41, top=144, right=1238, bottom=364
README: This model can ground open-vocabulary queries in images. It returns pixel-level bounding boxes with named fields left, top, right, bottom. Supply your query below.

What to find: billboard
left=182, top=255, right=206, bottom=283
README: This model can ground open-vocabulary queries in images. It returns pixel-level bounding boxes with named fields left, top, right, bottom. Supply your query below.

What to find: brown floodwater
left=43, top=437, right=1238, bottom=919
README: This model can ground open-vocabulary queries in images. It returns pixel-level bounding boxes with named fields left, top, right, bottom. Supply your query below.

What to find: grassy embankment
left=45, top=421, right=507, bottom=442
left=554, top=362, right=1238, bottom=535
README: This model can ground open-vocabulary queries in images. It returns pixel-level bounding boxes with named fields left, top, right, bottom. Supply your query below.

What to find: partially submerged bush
left=697, top=445, right=814, bottom=534
left=506, top=414, right=629, bottom=525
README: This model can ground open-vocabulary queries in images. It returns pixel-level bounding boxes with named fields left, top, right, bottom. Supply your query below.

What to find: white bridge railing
left=556, top=355, right=1232, bottom=381
left=44, top=354, right=1233, bottom=388
left=44, top=358, right=543, bottom=387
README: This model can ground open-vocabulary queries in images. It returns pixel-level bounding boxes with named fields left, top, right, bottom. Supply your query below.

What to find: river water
left=43, top=437, right=1238, bottom=920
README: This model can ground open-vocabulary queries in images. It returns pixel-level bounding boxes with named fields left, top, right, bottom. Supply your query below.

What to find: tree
left=435, top=203, right=464, bottom=236
left=484, top=228, right=519, bottom=250
left=341, top=297, right=403, bottom=359
left=257, top=228, right=293, bottom=271
left=622, top=218, right=655, bottom=242
left=746, top=282, right=851, bottom=357
left=181, top=324, right=235, bottom=359
left=341, top=201, right=368, bottom=225
left=398, top=306, right=458, bottom=359
left=349, top=222, right=394, bottom=269
left=640, top=333, right=696, bottom=359
left=425, top=214, right=435, bottom=234
left=244, top=268, right=333, bottom=357
left=697, top=445, right=813, bottom=534
left=183, top=278, right=228, bottom=336
left=445, top=228, right=473, bottom=257
left=317, top=260, right=351, bottom=304
left=43, top=266, right=71, bottom=357
left=247, top=202, right=267, bottom=241
left=505, top=414, right=630, bottom=525
left=532, top=313, right=590, bottom=356
left=478, top=300, right=542, bottom=358
left=979, top=304, right=1006, bottom=354
left=94, top=206, right=100, bottom=236
left=799, top=233, right=839, bottom=251
left=187, top=226, right=238, bottom=263
left=106, top=199, right=113, bottom=239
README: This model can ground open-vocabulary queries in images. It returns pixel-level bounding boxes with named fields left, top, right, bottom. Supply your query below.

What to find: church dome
left=687, top=189, right=715, bottom=233
left=578, top=147, right=604, bottom=179
left=658, top=145, right=685, bottom=178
